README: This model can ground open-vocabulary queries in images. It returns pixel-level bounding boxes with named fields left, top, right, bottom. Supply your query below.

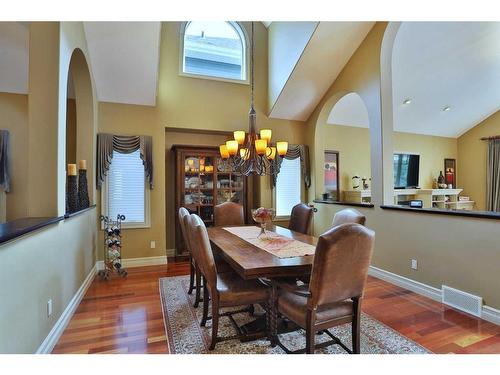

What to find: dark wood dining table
left=207, top=224, right=317, bottom=280
left=207, top=224, right=318, bottom=342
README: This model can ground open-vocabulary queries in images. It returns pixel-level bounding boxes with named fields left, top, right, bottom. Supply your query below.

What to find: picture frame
left=324, top=150, right=340, bottom=201
left=444, top=158, right=456, bottom=188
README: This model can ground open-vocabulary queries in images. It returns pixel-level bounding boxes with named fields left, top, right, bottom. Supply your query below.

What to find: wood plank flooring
left=52, top=262, right=500, bottom=354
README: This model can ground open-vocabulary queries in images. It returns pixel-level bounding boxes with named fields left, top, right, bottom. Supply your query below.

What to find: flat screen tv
left=393, top=153, right=420, bottom=189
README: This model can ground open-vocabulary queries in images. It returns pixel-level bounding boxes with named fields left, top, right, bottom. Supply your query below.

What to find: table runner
left=223, top=226, right=316, bottom=259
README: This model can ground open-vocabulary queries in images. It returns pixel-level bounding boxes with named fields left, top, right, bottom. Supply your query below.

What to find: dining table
left=207, top=224, right=318, bottom=343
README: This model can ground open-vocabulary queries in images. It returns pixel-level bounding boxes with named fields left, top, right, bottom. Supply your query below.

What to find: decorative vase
left=78, top=169, right=90, bottom=209
left=66, top=175, right=78, bottom=213
left=251, top=207, right=275, bottom=238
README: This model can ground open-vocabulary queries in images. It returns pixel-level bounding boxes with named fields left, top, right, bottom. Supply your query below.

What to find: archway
left=313, top=91, right=372, bottom=203
left=61, top=48, right=96, bottom=213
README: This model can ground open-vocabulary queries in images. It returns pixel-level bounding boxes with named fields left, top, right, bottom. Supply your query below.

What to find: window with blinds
left=275, top=157, right=302, bottom=217
left=105, top=150, right=149, bottom=227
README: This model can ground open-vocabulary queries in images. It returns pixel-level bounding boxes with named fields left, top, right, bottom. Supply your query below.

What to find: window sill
left=178, top=71, right=249, bottom=86
left=380, top=204, right=500, bottom=220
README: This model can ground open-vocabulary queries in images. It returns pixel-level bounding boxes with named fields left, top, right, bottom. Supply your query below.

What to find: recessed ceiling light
left=403, top=98, right=412, bottom=105
left=443, top=106, right=451, bottom=112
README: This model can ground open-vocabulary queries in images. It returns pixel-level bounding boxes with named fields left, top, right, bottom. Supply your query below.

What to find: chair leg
left=305, top=311, right=315, bottom=354
left=200, top=279, right=209, bottom=327
left=194, top=267, right=202, bottom=308
left=209, top=298, right=219, bottom=351
left=248, top=304, right=255, bottom=316
left=188, top=258, right=195, bottom=295
left=352, top=297, right=361, bottom=354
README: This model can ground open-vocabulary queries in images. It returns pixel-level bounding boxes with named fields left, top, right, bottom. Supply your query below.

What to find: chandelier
left=219, top=22, right=288, bottom=176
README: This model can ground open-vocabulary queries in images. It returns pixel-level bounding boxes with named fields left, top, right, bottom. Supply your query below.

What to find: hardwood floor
left=52, top=262, right=500, bottom=354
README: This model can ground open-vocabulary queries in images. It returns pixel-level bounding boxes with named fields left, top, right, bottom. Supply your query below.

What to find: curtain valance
left=96, top=133, right=153, bottom=190
left=486, top=139, right=500, bottom=212
left=271, top=144, right=311, bottom=189
left=0, top=130, right=10, bottom=193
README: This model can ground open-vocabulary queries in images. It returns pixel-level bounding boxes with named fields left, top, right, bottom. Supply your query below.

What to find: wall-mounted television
left=393, top=153, right=420, bottom=189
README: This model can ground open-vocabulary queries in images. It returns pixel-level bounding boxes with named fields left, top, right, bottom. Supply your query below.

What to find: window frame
left=179, top=21, right=250, bottom=85
left=100, top=151, right=151, bottom=230
left=273, top=157, right=304, bottom=221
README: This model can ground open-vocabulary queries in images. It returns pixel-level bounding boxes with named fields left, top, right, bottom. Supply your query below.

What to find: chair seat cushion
left=278, top=288, right=353, bottom=328
left=216, top=272, right=270, bottom=307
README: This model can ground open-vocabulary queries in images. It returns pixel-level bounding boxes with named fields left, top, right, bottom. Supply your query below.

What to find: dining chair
left=288, top=203, right=314, bottom=235
left=331, top=208, right=366, bottom=227
left=178, top=207, right=196, bottom=295
left=187, top=214, right=271, bottom=350
left=271, top=223, right=375, bottom=354
left=214, top=201, right=244, bottom=227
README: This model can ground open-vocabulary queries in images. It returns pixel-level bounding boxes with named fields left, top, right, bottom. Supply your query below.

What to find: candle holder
left=66, top=175, right=79, bottom=213
left=78, top=168, right=90, bottom=209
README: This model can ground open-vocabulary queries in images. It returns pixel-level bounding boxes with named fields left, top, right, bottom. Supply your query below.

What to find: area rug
left=159, top=275, right=430, bottom=354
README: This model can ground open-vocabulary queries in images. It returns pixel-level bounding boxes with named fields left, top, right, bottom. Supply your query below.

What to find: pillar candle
left=78, top=159, right=87, bottom=170
left=67, top=164, right=77, bottom=176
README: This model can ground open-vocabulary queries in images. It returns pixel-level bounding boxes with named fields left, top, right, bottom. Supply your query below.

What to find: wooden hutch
left=172, top=145, right=247, bottom=257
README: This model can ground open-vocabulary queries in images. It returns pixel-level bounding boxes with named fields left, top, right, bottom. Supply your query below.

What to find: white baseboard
left=368, top=266, right=442, bottom=302
left=369, top=265, right=500, bottom=326
left=36, top=264, right=97, bottom=354
left=96, top=255, right=167, bottom=270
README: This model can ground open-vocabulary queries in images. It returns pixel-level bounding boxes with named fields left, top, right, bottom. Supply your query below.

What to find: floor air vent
left=442, top=285, right=482, bottom=317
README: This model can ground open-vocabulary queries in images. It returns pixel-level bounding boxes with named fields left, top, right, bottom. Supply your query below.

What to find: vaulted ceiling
left=268, top=21, right=375, bottom=121
left=392, top=22, right=500, bottom=138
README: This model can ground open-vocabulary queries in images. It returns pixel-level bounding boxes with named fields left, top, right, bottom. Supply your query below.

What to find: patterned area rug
left=159, top=275, right=430, bottom=354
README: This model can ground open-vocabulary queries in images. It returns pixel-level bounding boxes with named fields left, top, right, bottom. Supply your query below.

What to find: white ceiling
left=392, top=22, right=500, bottom=138
left=83, top=22, right=161, bottom=106
left=0, top=22, right=29, bottom=94
left=327, top=92, right=369, bottom=128
left=269, top=21, right=374, bottom=121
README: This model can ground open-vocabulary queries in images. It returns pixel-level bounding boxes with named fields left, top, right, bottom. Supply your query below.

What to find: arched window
left=181, top=22, right=247, bottom=82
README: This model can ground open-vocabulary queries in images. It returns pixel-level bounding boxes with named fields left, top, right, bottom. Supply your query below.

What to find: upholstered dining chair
left=331, top=208, right=366, bottom=227
left=272, top=223, right=375, bottom=354
left=178, top=207, right=196, bottom=296
left=288, top=203, right=314, bottom=235
left=181, top=210, right=232, bottom=308
left=187, top=214, right=271, bottom=350
left=214, top=202, right=245, bottom=227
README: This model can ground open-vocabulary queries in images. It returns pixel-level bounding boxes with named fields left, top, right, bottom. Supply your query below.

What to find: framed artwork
left=324, top=150, right=339, bottom=200
left=444, top=158, right=456, bottom=188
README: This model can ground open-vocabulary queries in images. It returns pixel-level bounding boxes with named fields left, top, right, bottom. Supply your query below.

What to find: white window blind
left=106, top=150, right=146, bottom=225
left=276, top=158, right=302, bottom=217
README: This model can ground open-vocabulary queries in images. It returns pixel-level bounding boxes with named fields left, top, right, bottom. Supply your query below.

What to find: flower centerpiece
left=251, top=207, right=275, bottom=238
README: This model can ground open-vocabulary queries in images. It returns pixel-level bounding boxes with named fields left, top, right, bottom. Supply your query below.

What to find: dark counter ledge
left=0, top=216, right=64, bottom=245
left=381, top=204, right=500, bottom=220
left=64, top=204, right=97, bottom=219
left=313, top=199, right=374, bottom=208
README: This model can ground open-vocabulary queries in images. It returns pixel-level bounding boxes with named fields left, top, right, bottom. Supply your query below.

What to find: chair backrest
left=288, top=203, right=314, bottom=234
left=331, top=208, right=366, bottom=227
left=214, top=202, right=244, bottom=226
left=187, top=214, right=218, bottom=288
left=308, top=223, right=375, bottom=309
left=178, top=207, right=191, bottom=253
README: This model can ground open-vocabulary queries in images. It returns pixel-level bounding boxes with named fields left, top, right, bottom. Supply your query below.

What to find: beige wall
left=0, top=22, right=99, bottom=353
left=457, top=110, right=500, bottom=210
left=97, top=22, right=307, bottom=259
left=66, top=98, right=77, bottom=165
left=0, top=93, right=29, bottom=220
left=393, top=131, right=457, bottom=189
left=0, top=209, right=97, bottom=353
left=322, top=124, right=457, bottom=195
left=307, top=22, right=500, bottom=311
